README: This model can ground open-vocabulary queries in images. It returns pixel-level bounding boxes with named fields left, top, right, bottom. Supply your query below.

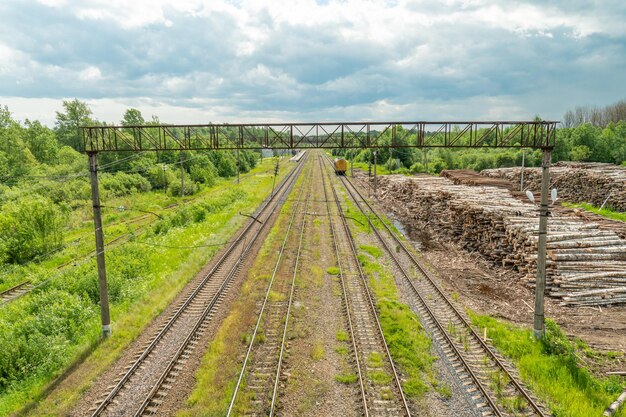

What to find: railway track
left=0, top=160, right=288, bottom=306
left=88, top=155, right=306, bottom=417
left=0, top=280, right=32, bottom=304
left=227, top=159, right=314, bottom=416
left=331, top=157, right=549, bottom=417
left=320, top=154, right=411, bottom=417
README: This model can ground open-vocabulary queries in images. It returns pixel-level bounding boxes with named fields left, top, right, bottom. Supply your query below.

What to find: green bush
left=217, top=155, right=237, bottom=177
left=189, top=164, right=217, bottom=185
left=153, top=189, right=246, bottom=235
left=100, top=172, right=151, bottom=197
left=168, top=179, right=200, bottom=197
left=0, top=290, right=95, bottom=392
left=0, top=196, right=69, bottom=263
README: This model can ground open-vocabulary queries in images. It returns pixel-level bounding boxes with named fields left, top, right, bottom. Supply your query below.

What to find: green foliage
left=562, top=202, right=626, bottom=222
left=217, top=154, right=237, bottom=177
left=100, top=172, right=151, bottom=197
left=153, top=189, right=246, bottom=235
left=188, top=155, right=218, bottom=185
left=54, top=99, right=94, bottom=151
left=167, top=179, right=200, bottom=197
left=469, top=313, right=626, bottom=417
left=23, top=120, right=59, bottom=164
left=0, top=196, right=68, bottom=264
left=0, top=290, right=96, bottom=393
left=121, top=108, right=145, bottom=126
left=358, top=247, right=434, bottom=398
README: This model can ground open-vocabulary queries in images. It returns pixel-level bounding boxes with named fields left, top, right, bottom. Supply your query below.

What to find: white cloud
left=78, top=66, right=103, bottom=81
left=1, top=0, right=625, bottom=124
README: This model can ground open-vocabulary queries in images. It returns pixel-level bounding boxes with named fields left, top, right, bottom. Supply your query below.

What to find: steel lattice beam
left=83, top=121, right=557, bottom=152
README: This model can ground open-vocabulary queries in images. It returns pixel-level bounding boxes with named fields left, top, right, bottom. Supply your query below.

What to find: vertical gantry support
left=88, top=152, right=112, bottom=338
left=237, top=149, right=240, bottom=184
left=373, top=150, right=378, bottom=198
left=534, top=148, right=552, bottom=339
left=180, top=151, right=185, bottom=197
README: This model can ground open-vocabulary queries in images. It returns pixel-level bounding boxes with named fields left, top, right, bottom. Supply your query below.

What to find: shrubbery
left=100, top=172, right=151, bottom=197
left=0, top=196, right=69, bottom=264
left=153, top=188, right=246, bottom=235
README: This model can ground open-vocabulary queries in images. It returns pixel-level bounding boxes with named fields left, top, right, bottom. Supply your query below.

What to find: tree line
left=0, top=99, right=260, bottom=265
left=331, top=99, right=626, bottom=175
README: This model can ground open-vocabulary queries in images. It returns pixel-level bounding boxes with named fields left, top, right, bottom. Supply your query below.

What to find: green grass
left=359, top=244, right=383, bottom=258
left=562, top=202, right=626, bottom=222
left=369, top=370, right=393, bottom=385
left=311, top=342, right=325, bottom=361
left=326, top=266, right=340, bottom=275
left=4, top=158, right=295, bottom=417
left=336, top=330, right=350, bottom=342
left=469, top=313, right=626, bottom=417
left=335, top=373, right=358, bottom=384
left=176, top=160, right=311, bottom=417
left=357, top=243, right=435, bottom=398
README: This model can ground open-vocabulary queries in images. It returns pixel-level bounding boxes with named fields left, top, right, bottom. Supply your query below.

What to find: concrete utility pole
left=180, top=152, right=185, bottom=197
left=533, top=148, right=552, bottom=339
left=237, top=149, right=240, bottom=184
left=373, top=150, right=378, bottom=198
left=520, top=151, right=526, bottom=192
left=162, top=164, right=168, bottom=193
left=350, top=150, right=354, bottom=177
left=88, top=152, right=112, bottom=337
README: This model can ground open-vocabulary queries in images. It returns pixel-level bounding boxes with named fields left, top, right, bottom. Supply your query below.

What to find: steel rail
left=1, top=163, right=277, bottom=307
left=134, top=157, right=307, bottom=416
left=317, top=154, right=370, bottom=416
left=136, top=157, right=308, bottom=416
left=269, top=159, right=314, bottom=415
left=0, top=281, right=31, bottom=302
left=90, top=156, right=305, bottom=416
left=333, top=157, right=546, bottom=417
left=323, top=154, right=412, bottom=416
left=227, top=158, right=312, bottom=416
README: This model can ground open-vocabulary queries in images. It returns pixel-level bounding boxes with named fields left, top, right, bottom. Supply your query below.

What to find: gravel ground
left=356, top=229, right=481, bottom=417
left=359, top=172, right=626, bottom=368
left=277, top=173, right=358, bottom=416
left=69, top=180, right=293, bottom=417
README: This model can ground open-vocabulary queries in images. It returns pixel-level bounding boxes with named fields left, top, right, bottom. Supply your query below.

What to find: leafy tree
left=0, top=108, right=35, bottom=180
left=55, top=99, right=93, bottom=151
left=570, top=145, right=591, bottom=161
left=121, top=108, right=145, bottom=126
left=24, top=119, right=59, bottom=164
left=0, top=196, right=69, bottom=263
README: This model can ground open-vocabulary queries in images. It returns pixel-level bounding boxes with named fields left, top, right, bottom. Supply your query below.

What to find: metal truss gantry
left=83, top=121, right=557, bottom=153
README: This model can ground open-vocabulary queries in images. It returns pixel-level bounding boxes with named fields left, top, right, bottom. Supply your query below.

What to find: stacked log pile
left=377, top=175, right=626, bottom=306
left=481, top=162, right=626, bottom=211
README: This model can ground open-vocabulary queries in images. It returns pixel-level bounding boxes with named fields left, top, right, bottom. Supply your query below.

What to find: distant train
left=334, top=158, right=348, bottom=175
left=290, top=150, right=306, bottom=162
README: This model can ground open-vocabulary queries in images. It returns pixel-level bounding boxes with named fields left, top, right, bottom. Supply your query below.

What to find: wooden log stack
left=376, top=175, right=626, bottom=307
left=481, top=162, right=626, bottom=212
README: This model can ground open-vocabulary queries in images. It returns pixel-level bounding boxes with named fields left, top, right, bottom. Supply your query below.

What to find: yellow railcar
left=334, top=158, right=348, bottom=175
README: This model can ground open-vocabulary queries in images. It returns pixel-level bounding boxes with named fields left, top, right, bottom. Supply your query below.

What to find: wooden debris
left=376, top=174, right=626, bottom=307
left=482, top=162, right=626, bottom=212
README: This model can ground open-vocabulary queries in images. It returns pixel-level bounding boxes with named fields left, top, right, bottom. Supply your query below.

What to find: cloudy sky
left=0, top=0, right=625, bottom=126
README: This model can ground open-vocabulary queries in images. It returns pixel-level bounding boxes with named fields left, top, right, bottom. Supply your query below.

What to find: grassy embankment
left=470, top=314, right=626, bottom=417
left=333, top=173, right=439, bottom=400
left=355, top=244, right=441, bottom=399
left=0, top=157, right=293, bottom=416
left=562, top=202, right=626, bottom=222
left=0, top=169, right=261, bottom=293
left=177, top=161, right=309, bottom=416
left=342, top=179, right=626, bottom=415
